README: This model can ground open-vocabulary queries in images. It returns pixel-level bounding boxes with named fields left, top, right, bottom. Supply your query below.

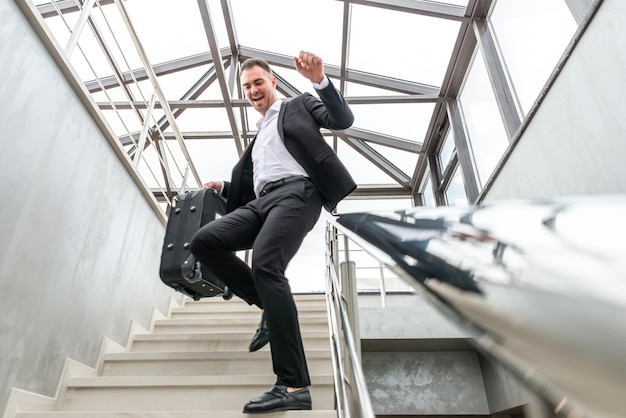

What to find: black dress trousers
left=190, top=178, right=323, bottom=388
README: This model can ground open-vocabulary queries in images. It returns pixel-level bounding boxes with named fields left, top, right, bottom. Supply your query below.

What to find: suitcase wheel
left=222, top=287, right=233, bottom=300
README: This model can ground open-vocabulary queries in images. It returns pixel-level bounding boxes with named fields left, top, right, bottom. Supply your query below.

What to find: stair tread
left=167, top=315, right=327, bottom=323
left=133, top=330, right=329, bottom=340
left=16, top=411, right=337, bottom=417
left=185, top=294, right=326, bottom=303
left=171, top=307, right=327, bottom=315
left=60, top=377, right=335, bottom=411
left=104, top=349, right=331, bottom=361
left=66, top=374, right=333, bottom=387
left=157, top=316, right=328, bottom=323
left=154, top=318, right=328, bottom=330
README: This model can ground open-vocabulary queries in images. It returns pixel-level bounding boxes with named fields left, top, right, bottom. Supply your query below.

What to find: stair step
left=16, top=411, right=337, bottom=417
left=153, top=316, right=329, bottom=333
left=185, top=293, right=327, bottom=307
left=61, top=375, right=334, bottom=411
left=169, top=311, right=327, bottom=321
left=101, top=350, right=332, bottom=376
left=7, top=293, right=335, bottom=417
left=131, top=331, right=331, bottom=352
left=170, top=305, right=327, bottom=318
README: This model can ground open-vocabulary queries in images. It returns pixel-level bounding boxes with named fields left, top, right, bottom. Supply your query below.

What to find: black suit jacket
left=223, top=79, right=356, bottom=213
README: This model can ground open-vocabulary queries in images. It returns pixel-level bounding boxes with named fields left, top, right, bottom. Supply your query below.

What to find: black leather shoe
left=243, top=385, right=312, bottom=414
left=249, top=312, right=269, bottom=352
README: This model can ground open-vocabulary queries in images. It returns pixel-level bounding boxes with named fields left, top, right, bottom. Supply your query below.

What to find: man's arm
left=294, top=51, right=354, bottom=130
left=314, top=79, right=354, bottom=130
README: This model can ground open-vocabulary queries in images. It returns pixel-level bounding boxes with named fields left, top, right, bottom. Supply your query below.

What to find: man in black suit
left=190, top=50, right=355, bottom=413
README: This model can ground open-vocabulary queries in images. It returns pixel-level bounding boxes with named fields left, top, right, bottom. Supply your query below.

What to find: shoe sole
left=243, top=405, right=312, bottom=414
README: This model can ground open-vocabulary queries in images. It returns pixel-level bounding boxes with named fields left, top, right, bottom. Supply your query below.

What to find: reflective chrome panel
left=338, top=195, right=626, bottom=418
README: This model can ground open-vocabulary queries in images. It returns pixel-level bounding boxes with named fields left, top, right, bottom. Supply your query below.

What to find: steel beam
left=473, top=18, right=522, bottom=141
left=337, top=0, right=467, bottom=20
left=197, top=0, right=244, bottom=155
left=37, top=0, right=115, bottom=18
left=84, top=49, right=231, bottom=92
left=114, top=0, right=202, bottom=187
left=240, top=47, right=439, bottom=95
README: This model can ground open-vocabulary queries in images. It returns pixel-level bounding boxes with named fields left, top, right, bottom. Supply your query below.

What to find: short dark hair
left=240, top=57, right=273, bottom=75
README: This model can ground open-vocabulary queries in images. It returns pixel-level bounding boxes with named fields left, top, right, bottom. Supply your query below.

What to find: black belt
left=260, top=175, right=309, bottom=197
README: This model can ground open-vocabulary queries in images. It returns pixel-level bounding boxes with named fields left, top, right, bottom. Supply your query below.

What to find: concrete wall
left=363, top=351, right=489, bottom=415
left=358, top=293, right=526, bottom=415
left=359, top=293, right=467, bottom=337
left=484, top=0, right=626, bottom=200
left=0, top=1, right=179, bottom=411
left=360, top=299, right=489, bottom=415
left=358, top=294, right=484, bottom=415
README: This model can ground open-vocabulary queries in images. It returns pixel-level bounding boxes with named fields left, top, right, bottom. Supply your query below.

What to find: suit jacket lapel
left=277, top=101, right=287, bottom=141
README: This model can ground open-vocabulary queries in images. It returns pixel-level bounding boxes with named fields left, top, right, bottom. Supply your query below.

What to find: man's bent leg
left=190, top=204, right=263, bottom=307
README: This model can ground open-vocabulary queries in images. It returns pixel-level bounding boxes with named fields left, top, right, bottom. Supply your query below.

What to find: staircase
left=11, top=294, right=336, bottom=418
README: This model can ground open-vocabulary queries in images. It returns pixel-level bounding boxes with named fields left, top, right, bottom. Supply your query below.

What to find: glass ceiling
left=26, top=0, right=586, bottom=291
left=31, top=0, right=484, bottom=211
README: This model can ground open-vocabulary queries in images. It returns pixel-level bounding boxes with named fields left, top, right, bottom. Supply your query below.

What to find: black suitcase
left=159, top=188, right=232, bottom=301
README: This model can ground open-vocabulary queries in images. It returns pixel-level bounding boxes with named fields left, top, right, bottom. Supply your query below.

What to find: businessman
left=190, top=51, right=356, bottom=413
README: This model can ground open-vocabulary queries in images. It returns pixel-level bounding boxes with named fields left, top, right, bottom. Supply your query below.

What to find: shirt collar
left=256, top=99, right=283, bottom=130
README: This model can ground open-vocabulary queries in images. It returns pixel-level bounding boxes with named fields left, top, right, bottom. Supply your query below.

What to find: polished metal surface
left=324, top=226, right=376, bottom=418
left=337, top=195, right=626, bottom=418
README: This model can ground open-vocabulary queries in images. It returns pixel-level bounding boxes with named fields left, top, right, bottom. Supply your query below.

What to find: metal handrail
left=331, top=197, right=626, bottom=418
left=324, top=223, right=376, bottom=418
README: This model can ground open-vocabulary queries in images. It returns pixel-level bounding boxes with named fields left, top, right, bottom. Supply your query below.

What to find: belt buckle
left=261, top=181, right=276, bottom=196
left=261, top=176, right=300, bottom=197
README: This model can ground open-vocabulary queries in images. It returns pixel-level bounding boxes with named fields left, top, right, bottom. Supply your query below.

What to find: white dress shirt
left=251, top=99, right=308, bottom=197
left=223, top=75, right=327, bottom=197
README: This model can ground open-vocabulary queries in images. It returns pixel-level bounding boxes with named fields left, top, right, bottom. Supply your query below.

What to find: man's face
left=241, top=65, right=278, bottom=116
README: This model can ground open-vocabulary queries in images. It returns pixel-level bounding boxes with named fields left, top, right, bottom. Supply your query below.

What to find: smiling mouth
left=252, top=96, right=263, bottom=105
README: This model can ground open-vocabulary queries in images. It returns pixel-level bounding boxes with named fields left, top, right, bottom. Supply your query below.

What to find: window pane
left=231, top=0, right=344, bottom=65
left=439, top=128, right=455, bottom=170
left=445, top=165, right=468, bottom=207
left=490, top=0, right=577, bottom=114
left=350, top=4, right=460, bottom=86
left=421, top=172, right=436, bottom=208
left=350, top=102, right=434, bottom=143
left=459, top=49, right=509, bottom=188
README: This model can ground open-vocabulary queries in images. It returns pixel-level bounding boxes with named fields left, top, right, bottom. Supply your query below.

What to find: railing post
left=325, top=220, right=377, bottom=418
left=332, top=226, right=340, bottom=279
left=378, top=262, right=387, bottom=308
left=340, top=260, right=360, bottom=359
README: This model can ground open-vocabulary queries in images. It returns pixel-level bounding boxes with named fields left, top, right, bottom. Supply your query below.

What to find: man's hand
left=293, top=51, right=325, bottom=84
left=203, top=181, right=222, bottom=192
